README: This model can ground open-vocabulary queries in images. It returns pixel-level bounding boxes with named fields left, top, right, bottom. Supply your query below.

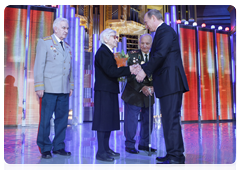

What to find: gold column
left=88, top=5, right=93, bottom=52
left=99, top=5, right=104, bottom=33
left=118, top=5, right=122, bottom=19
left=106, top=5, right=112, bottom=20
left=122, top=5, right=127, bottom=21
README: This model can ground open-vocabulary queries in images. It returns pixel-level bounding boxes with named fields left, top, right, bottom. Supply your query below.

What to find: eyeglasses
left=110, top=35, right=119, bottom=40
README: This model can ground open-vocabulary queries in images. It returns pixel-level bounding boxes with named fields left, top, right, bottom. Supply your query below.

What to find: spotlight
left=192, top=22, right=197, bottom=26
left=184, top=21, right=189, bottom=25
left=201, top=23, right=206, bottom=28
left=177, top=20, right=181, bottom=24
left=218, top=26, right=223, bottom=30
left=225, top=27, right=229, bottom=31
left=211, top=25, right=215, bottom=29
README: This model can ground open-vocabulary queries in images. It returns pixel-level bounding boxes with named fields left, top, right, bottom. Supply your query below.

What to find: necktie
left=60, top=41, right=64, bottom=50
left=145, top=54, right=148, bottom=62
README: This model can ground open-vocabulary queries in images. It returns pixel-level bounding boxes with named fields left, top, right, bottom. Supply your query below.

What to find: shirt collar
left=54, top=33, right=62, bottom=43
left=142, top=51, right=149, bottom=57
left=104, top=43, right=113, bottom=53
left=156, top=22, right=164, bottom=30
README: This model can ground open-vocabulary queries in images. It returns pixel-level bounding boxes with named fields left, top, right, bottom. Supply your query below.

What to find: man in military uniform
left=122, top=34, right=156, bottom=154
left=34, top=17, right=74, bottom=159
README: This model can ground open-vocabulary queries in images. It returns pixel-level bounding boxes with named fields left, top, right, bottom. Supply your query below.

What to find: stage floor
left=4, top=121, right=236, bottom=164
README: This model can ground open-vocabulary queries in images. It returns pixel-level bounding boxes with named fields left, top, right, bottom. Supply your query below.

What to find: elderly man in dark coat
left=92, top=28, right=138, bottom=162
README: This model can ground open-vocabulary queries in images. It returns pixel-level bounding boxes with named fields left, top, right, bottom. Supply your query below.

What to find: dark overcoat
left=92, top=44, right=131, bottom=131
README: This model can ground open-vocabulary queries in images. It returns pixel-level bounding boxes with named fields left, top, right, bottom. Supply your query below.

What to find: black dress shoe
left=156, top=159, right=185, bottom=168
left=138, top=145, right=157, bottom=152
left=53, top=149, right=71, bottom=156
left=106, top=149, right=120, bottom=157
left=156, top=155, right=169, bottom=162
left=96, top=153, right=114, bottom=162
left=42, top=151, right=52, bottom=159
left=125, top=147, right=139, bottom=154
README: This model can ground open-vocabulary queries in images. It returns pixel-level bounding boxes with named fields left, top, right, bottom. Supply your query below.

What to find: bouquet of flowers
left=114, top=50, right=129, bottom=82
left=114, top=49, right=129, bottom=67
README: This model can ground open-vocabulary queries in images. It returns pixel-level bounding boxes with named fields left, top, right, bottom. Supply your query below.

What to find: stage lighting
left=184, top=21, right=189, bottom=25
left=201, top=23, right=206, bottom=27
left=211, top=25, right=215, bottom=29
left=177, top=20, right=181, bottom=24
left=218, top=26, right=223, bottom=30
left=192, top=22, right=197, bottom=26
left=225, top=27, right=229, bottom=31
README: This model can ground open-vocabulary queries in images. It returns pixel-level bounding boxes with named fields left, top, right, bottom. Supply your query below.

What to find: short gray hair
left=146, top=9, right=163, bottom=21
left=139, top=34, right=153, bottom=43
left=53, top=17, right=68, bottom=30
left=100, top=28, right=116, bottom=44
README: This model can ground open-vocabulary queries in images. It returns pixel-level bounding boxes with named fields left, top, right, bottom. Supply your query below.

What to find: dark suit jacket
left=121, top=49, right=155, bottom=108
left=142, top=23, right=189, bottom=98
left=94, top=44, right=131, bottom=94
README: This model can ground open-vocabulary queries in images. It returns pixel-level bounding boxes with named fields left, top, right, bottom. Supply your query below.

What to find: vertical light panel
left=198, top=28, right=217, bottom=121
left=79, top=26, right=85, bottom=123
left=213, top=30, right=220, bottom=120
left=117, top=42, right=122, bottom=52
left=68, top=7, right=76, bottom=111
left=92, top=34, right=99, bottom=104
left=196, top=26, right=202, bottom=119
left=170, top=5, right=177, bottom=33
left=230, top=34, right=236, bottom=115
left=58, top=5, right=64, bottom=18
left=178, top=25, right=198, bottom=121
left=216, top=32, right=233, bottom=120
left=165, top=12, right=170, bottom=25
left=73, top=17, right=80, bottom=123
left=122, top=36, right=127, bottom=54
left=22, top=5, right=31, bottom=126
left=113, top=47, right=117, bottom=53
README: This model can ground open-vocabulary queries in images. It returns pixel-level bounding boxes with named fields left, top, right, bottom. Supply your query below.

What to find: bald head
left=139, top=34, right=152, bottom=53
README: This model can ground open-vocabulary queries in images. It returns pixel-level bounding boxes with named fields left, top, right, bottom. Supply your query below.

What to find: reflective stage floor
left=4, top=121, right=236, bottom=168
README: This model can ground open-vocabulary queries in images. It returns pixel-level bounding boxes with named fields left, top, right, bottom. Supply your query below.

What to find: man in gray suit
left=34, top=17, right=74, bottom=159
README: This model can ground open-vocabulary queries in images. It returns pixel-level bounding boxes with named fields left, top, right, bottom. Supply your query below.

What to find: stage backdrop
left=4, top=6, right=55, bottom=125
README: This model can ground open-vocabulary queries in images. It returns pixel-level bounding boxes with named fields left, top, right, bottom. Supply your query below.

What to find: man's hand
left=36, top=90, right=44, bottom=98
left=130, top=64, right=141, bottom=75
left=150, top=86, right=154, bottom=94
left=141, top=86, right=153, bottom=96
left=69, top=89, right=73, bottom=97
left=136, top=69, right=146, bottom=82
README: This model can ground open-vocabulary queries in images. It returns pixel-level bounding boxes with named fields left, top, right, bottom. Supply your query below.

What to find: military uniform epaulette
left=43, top=36, right=52, bottom=41
left=65, top=41, right=70, bottom=47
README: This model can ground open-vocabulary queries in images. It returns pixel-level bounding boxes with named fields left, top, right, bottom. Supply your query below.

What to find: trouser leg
left=124, top=102, right=140, bottom=148
left=37, top=93, right=57, bottom=153
left=160, top=92, right=185, bottom=162
left=52, top=93, right=69, bottom=151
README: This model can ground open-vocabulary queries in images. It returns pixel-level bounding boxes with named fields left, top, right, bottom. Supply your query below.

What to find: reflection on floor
left=4, top=121, right=236, bottom=164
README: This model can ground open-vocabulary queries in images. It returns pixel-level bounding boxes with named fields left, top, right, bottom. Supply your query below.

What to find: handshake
left=129, top=64, right=147, bottom=83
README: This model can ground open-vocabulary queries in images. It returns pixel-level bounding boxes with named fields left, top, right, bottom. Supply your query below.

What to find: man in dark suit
left=122, top=34, right=156, bottom=154
left=34, top=17, right=74, bottom=159
left=135, top=9, right=189, bottom=164
left=92, top=28, right=138, bottom=162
